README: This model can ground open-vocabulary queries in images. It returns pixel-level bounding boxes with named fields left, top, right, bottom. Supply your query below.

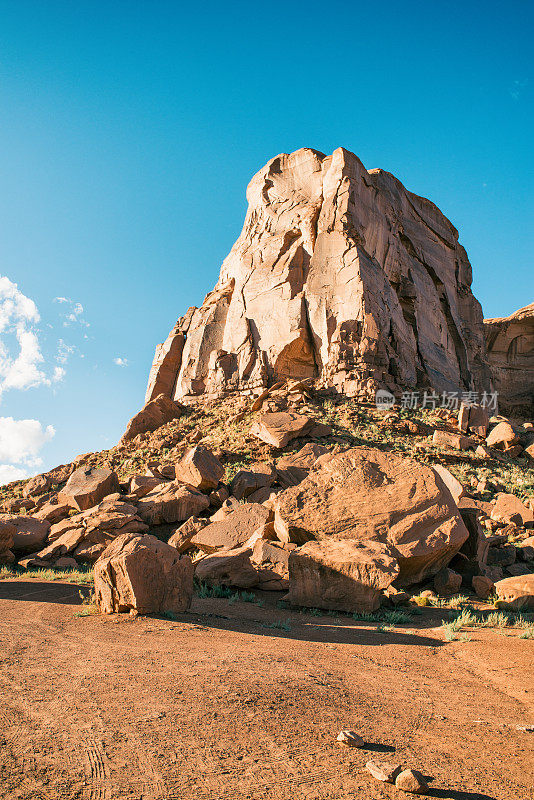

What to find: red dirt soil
left=0, top=579, right=532, bottom=800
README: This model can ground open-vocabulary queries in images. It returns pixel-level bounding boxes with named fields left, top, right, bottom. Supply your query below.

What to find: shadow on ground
left=0, top=580, right=90, bottom=604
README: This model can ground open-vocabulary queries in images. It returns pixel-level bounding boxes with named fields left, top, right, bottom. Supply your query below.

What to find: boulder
left=516, top=536, right=534, bottom=562
left=34, top=498, right=149, bottom=564
left=483, top=564, right=504, bottom=583
left=472, top=574, right=494, bottom=599
left=209, top=484, right=230, bottom=507
left=191, top=504, right=271, bottom=553
left=252, top=540, right=292, bottom=589
left=195, top=546, right=258, bottom=589
left=487, top=545, right=516, bottom=567
left=48, top=514, right=86, bottom=543
left=275, top=447, right=468, bottom=587
left=230, top=462, right=276, bottom=500
left=395, top=769, right=429, bottom=794
left=486, top=421, right=518, bottom=450
left=251, top=412, right=318, bottom=448
left=506, top=563, right=532, bottom=577
left=494, top=574, right=534, bottom=610
left=7, top=516, right=50, bottom=553
left=0, top=515, right=16, bottom=554
left=58, top=466, right=119, bottom=511
left=366, top=761, right=402, bottom=784
left=433, top=464, right=465, bottom=505
left=145, top=148, right=490, bottom=406
left=128, top=475, right=163, bottom=498
left=288, top=540, right=399, bottom=613
left=449, top=507, right=488, bottom=579
left=120, top=393, right=183, bottom=443
left=34, top=527, right=86, bottom=562
left=276, top=442, right=330, bottom=488
left=432, top=430, right=473, bottom=450
left=33, top=501, right=72, bottom=524
left=168, top=516, right=208, bottom=553
left=17, top=556, right=49, bottom=569
left=174, top=446, right=224, bottom=492
left=136, top=481, right=209, bottom=526
left=94, top=533, right=194, bottom=615
left=433, top=567, right=462, bottom=596
left=22, top=473, right=53, bottom=498
left=54, top=557, right=79, bottom=570
left=457, top=403, right=490, bottom=437
left=490, top=493, right=534, bottom=527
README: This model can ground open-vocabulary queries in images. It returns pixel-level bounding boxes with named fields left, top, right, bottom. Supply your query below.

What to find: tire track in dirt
left=82, top=739, right=111, bottom=800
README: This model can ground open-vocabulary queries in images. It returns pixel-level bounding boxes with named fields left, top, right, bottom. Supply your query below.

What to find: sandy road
left=0, top=579, right=532, bottom=800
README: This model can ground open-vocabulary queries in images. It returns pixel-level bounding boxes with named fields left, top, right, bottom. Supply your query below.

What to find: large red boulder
left=174, top=446, right=224, bottom=493
left=120, top=393, right=183, bottom=443
left=58, top=466, right=119, bottom=511
left=275, top=447, right=468, bottom=595
left=94, top=533, right=194, bottom=615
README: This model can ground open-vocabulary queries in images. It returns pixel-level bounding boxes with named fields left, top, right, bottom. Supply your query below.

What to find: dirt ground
left=0, top=579, right=532, bottom=800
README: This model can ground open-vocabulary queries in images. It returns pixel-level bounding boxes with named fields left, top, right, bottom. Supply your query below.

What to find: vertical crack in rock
left=146, top=147, right=491, bottom=403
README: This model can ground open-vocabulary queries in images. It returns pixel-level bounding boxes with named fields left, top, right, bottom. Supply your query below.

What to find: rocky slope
left=1, top=381, right=533, bottom=613
left=484, top=303, right=534, bottom=416
left=146, top=148, right=491, bottom=405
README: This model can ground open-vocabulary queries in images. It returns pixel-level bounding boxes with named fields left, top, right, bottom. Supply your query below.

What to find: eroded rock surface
left=58, top=467, right=119, bottom=511
left=146, top=148, right=491, bottom=404
left=275, top=447, right=468, bottom=588
left=94, top=533, right=194, bottom=614
left=484, top=303, right=534, bottom=416
left=288, top=539, right=399, bottom=612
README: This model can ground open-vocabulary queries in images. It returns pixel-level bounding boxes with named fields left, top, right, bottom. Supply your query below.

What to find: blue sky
left=0, top=0, right=532, bottom=483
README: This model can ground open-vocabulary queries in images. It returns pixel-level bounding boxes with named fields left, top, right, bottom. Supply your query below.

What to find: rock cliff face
left=146, top=148, right=491, bottom=404
left=484, top=303, right=534, bottom=415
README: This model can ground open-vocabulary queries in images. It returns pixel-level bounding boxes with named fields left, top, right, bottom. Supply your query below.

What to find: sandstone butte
left=484, top=302, right=534, bottom=416
left=145, top=147, right=492, bottom=406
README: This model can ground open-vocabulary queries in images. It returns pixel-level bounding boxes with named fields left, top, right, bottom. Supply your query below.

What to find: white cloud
left=54, top=296, right=89, bottom=328
left=0, top=417, right=55, bottom=464
left=0, top=416, right=55, bottom=485
left=56, top=339, right=75, bottom=365
left=0, top=276, right=50, bottom=397
left=0, top=464, right=28, bottom=484
left=114, top=357, right=129, bottom=367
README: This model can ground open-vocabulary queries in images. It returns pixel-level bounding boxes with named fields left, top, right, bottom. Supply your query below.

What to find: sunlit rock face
left=146, top=147, right=491, bottom=404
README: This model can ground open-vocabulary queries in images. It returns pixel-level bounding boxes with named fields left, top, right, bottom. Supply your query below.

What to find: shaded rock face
left=288, top=540, right=399, bottom=613
left=484, top=303, right=534, bottom=416
left=147, top=148, right=490, bottom=404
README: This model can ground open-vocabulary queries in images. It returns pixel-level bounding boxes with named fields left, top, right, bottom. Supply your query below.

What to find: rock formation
left=146, top=147, right=491, bottom=404
left=484, top=303, right=534, bottom=415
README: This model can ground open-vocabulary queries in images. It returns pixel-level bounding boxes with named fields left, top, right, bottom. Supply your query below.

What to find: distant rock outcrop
left=146, top=147, right=491, bottom=403
left=484, top=303, right=534, bottom=415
